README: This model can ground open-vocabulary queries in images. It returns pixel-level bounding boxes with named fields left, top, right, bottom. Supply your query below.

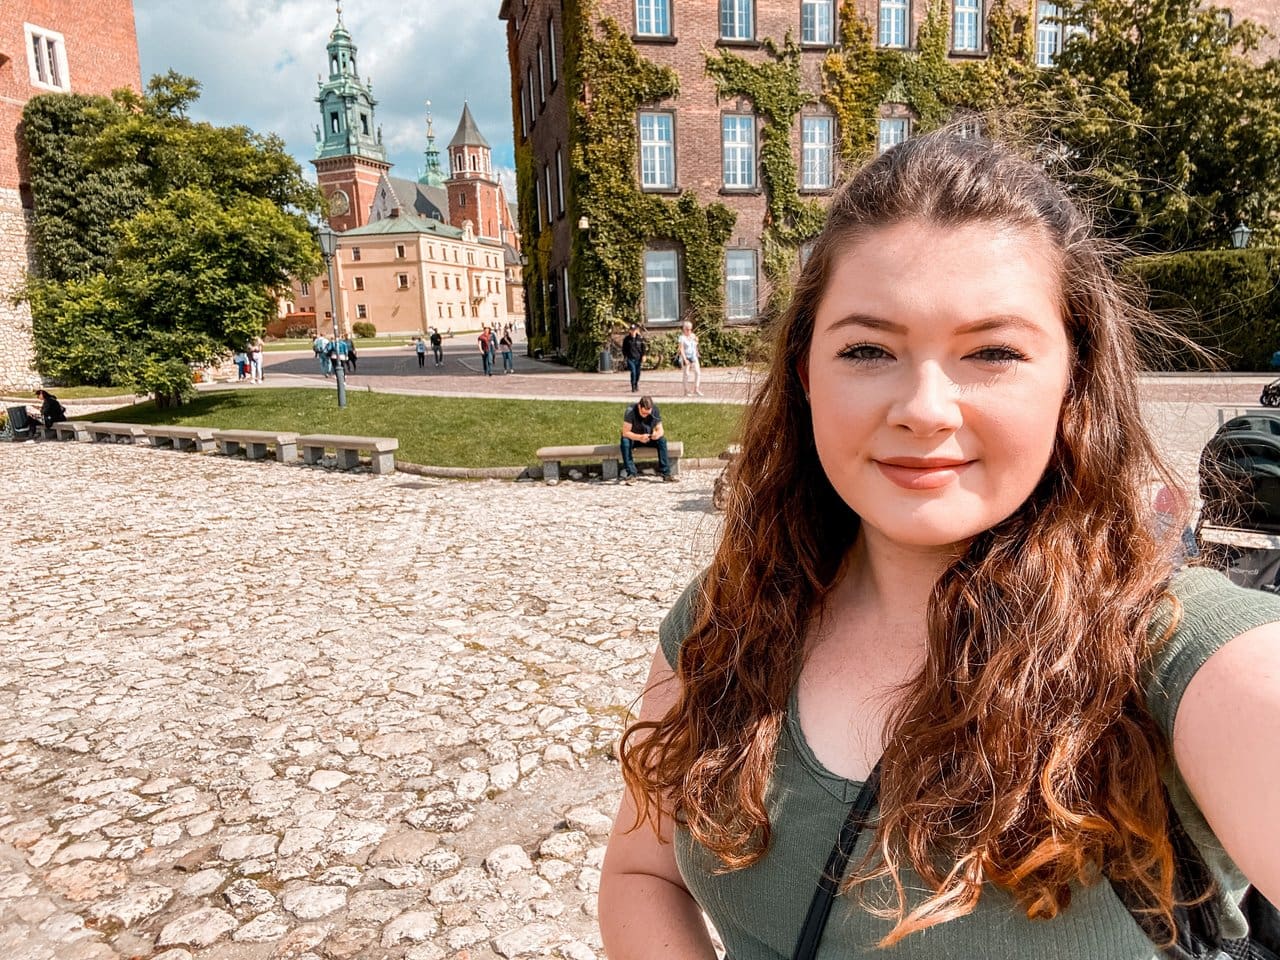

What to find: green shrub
left=1127, top=249, right=1280, bottom=372
left=352, top=321, right=377, bottom=339
left=284, top=323, right=314, bottom=338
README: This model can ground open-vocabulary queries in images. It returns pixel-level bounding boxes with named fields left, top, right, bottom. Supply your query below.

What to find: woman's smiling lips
left=874, top=457, right=975, bottom=490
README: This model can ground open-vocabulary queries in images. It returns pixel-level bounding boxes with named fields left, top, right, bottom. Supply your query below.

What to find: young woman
left=600, top=132, right=1280, bottom=959
left=678, top=320, right=703, bottom=396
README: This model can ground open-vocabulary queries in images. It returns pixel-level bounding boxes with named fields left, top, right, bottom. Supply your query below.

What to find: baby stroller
left=1196, top=412, right=1280, bottom=592
left=1259, top=378, right=1280, bottom=407
left=1, top=405, right=38, bottom=441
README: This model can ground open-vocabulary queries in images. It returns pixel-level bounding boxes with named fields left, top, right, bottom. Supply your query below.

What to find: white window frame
left=953, top=0, right=980, bottom=52
left=878, top=117, right=908, bottom=153
left=24, top=24, right=70, bottom=92
left=725, top=249, right=758, bottom=321
left=527, top=67, right=536, bottom=121
left=356, top=304, right=368, bottom=319
left=563, top=265, right=572, bottom=326
left=520, top=81, right=529, bottom=137
left=639, top=112, right=675, bottom=190
left=397, top=273, right=410, bottom=290
left=879, top=0, right=909, bottom=48
left=395, top=244, right=406, bottom=259
left=720, top=0, right=753, bottom=41
left=548, top=17, right=558, bottom=84
left=800, top=0, right=834, bottom=45
left=533, top=178, right=542, bottom=231
left=636, top=0, right=672, bottom=37
left=1036, top=2, right=1062, bottom=67
left=555, top=148, right=565, bottom=215
left=644, top=249, right=680, bottom=324
left=538, top=45, right=546, bottom=105
left=722, top=115, right=756, bottom=190
left=801, top=116, right=833, bottom=190
left=544, top=164, right=554, bottom=222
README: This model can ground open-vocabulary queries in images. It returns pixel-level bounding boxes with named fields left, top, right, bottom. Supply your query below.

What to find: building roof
left=449, top=102, right=490, bottom=150
left=385, top=176, right=448, bottom=222
left=341, top=213, right=462, bottom=239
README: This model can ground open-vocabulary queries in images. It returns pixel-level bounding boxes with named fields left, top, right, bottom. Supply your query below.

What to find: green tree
left=21, top=74, right=321, bottom=404
left=1042, top=0, right=1280, bottom=247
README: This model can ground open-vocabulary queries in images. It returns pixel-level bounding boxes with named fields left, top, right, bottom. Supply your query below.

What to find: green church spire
left=314, top=3, right=386, bottom=163
left=420, top=99, right=445, bottom=187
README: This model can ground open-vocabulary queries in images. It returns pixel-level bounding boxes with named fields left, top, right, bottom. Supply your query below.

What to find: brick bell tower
left=312, top=4, right=389, bottom=231
left=445, top=102, right=501, bottom=242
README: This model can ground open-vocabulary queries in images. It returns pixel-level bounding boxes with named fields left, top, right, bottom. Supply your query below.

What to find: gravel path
left=0, top=374, right=1261, bottom=960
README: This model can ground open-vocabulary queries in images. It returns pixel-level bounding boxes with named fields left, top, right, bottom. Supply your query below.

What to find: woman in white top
left=678, top=321, right=703, bottom=397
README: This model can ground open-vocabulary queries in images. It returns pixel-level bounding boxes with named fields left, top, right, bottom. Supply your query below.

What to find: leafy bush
left=1126, top=249, right=1280, bottom=372
left=352, top=321, right=377, bottom=339
left=284, top=323, right=314, bottom=338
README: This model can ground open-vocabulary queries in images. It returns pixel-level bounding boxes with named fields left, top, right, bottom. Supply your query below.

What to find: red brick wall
left=0, top=0, right=141, bottom=194
left=315, top=156, right=391, bottom=231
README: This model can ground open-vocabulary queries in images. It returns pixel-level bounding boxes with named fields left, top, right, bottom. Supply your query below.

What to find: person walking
left=478, top=326, right=494, bottom=376
left=345, top=337, right=357, bottom=373
left=233, top=348, right=248, bottom=382
left=416, top=336, right=427, bottom=369
left=619, top=395, right=676, bottom=484
left=431, top=328, right=444, bottom=366
left=500, top=325, right=515, bottom=374
left=335, top=335, right=350, bottom=373
left=487, top=324, right=498, bottom=374
left=677, top=319, right=703, bottom=396
left=315, top=334, right=331, bottom=377
left=622, top=323, right=646, bottom=393
left=250, top=341, right=263, bottom=383
left=600, top=130, right=1280, bottom=960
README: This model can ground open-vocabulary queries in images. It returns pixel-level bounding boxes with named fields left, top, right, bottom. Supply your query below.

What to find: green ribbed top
left=657, top=566, right=1280, bottom=959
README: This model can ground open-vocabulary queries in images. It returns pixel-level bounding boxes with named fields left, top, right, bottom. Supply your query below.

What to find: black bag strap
left=791, top=761, right=882, bottom=960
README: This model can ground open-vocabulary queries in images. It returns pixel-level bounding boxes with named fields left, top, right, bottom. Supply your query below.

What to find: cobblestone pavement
left=0, top=385, right=1250, bottom=960
left=1, top=442, right=722, bottom=960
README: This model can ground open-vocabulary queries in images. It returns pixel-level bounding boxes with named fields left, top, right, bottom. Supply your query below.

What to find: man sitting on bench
left=620, top=395, right=677, bottom=484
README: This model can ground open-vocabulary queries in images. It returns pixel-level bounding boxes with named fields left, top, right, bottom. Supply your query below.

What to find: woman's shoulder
left=1144, top=565, right=1280, bottom=741
left=657, top=573, right=707, bottom=670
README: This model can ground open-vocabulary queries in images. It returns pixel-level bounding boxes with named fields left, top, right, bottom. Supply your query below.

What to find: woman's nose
left=887, top=363, right=963, bottom=435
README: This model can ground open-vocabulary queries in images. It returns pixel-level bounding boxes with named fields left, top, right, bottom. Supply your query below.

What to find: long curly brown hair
left=620, top=131, right=1193, bottom=946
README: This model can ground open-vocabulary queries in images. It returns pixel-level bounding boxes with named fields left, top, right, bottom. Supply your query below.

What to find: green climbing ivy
left=514, top=1, right=742, bottom=371
left=705, top=37, right=826, bottom=321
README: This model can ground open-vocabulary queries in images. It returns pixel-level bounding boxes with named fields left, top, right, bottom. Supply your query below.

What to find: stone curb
left=393, top=456, right=726, bottom=481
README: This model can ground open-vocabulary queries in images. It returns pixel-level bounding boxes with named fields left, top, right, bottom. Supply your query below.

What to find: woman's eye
left=970, top=345, right=1029, bottom=364
left=837, top=343, right=890, bottom=363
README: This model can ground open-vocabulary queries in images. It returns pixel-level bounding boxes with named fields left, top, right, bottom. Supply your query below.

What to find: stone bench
left=85, top=422, right=145, bottom=444
left=535, top=441, right=684, bottom=484
left=213, top=429, right=299, bottom=463
left=299, top=434, right=398, bottom=474
left=143, top=425, right=217, bottom=453
left=51, top=421, right=91, bottom=442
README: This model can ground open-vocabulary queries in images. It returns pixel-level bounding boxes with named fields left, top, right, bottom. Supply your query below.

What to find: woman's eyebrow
left=826, top=314, right=1044, bottom=336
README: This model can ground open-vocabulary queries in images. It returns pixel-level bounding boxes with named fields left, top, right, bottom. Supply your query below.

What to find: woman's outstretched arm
left=599, top=648, right=718, bottom=960
left=1174, top=621, right=1280, bottom=902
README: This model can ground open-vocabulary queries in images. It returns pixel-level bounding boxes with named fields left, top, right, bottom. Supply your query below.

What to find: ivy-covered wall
left=523, top=0, right=1039, bottom=370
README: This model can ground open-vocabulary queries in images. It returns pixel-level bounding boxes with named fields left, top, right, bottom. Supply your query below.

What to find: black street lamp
left=316, top=222, right=347, bottom=408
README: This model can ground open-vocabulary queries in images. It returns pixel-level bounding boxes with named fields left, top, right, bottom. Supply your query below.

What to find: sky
left=133, top=0, right=516, bottom=186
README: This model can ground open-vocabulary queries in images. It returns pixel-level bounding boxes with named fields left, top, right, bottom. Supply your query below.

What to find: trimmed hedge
left=1127, top=249, right=1280, bottom=372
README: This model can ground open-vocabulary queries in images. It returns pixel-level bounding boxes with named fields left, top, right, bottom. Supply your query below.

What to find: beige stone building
left=280, top=12, right=523, bottom=338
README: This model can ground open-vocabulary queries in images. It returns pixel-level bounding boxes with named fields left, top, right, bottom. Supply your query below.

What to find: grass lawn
left=12, top=385, right=141, bottom=400
left=261, top=337, right=404, bottom=353
left=79, top=389, right=745, bottom=468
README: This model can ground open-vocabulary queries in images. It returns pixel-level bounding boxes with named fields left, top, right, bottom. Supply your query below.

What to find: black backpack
left=1259, top=380, right=1280, bottom=408
left=1198, top=415, right=1280, bottom=533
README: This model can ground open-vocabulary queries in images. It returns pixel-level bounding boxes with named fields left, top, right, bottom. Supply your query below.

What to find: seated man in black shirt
left=620, top=395, right=676, bottom=483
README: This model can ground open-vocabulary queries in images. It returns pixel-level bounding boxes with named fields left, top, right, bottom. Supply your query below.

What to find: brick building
left=0, top=0, right=140, bottom=392
left=500, top=0, right=1280, bottom=359
left=283, top=11, right=523, bottom=338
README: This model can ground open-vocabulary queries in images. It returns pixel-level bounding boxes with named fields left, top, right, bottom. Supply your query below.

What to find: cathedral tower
left=312, top=5, right=390, bottom=231
left=420, top=101, right=446, bottom=188
left=445, top=102, right=502, bottom=242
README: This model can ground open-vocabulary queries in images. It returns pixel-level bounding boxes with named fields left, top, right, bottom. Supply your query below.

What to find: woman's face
left=804, top=219, right=1073, bottom=551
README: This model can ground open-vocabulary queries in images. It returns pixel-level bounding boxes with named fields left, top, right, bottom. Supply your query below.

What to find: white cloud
left=133, top=0, right=516, bottom=183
